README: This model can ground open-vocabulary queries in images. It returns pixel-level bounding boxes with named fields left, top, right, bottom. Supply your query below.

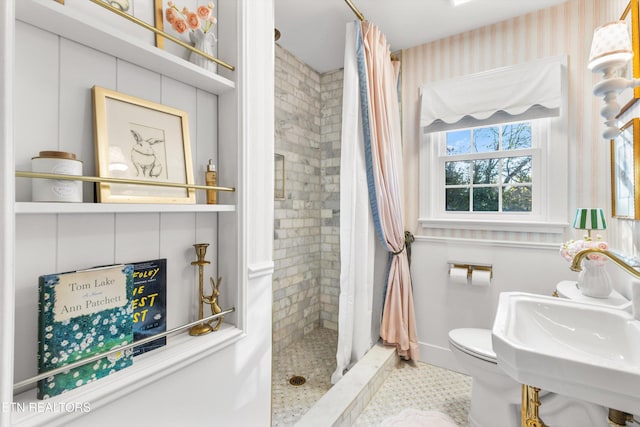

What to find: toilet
left=448, top=282, right=624, bottom=427
left=448, top=328, right=608, bottom=427
left=448, top=328, right=521, bottom=427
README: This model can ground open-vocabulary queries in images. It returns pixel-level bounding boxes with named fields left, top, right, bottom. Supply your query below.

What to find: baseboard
left=418, top=341, right=468, bottom=376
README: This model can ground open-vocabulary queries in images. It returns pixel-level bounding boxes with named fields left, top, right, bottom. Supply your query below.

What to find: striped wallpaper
left=401, top=0, right=629, bottom=245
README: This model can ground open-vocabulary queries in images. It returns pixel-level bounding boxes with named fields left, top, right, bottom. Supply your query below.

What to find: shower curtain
left=332, top=21, right=377, bottom=384
left=333, top=21, right=418, bottom=383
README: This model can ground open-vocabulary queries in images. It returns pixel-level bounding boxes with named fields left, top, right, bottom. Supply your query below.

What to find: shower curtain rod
left=344, top=0, right=365, bottom=21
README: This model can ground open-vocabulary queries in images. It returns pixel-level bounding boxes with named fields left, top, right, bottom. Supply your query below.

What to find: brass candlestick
left=189, top=243, right=213, bottom=336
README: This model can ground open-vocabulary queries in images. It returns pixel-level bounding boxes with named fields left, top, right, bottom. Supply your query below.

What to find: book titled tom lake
left=37, top=264, right=134, bottom=399
left=132, top=259, right=167, bottom=356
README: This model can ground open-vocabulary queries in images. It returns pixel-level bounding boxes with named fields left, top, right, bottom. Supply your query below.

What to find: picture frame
left=618, top=0, right=640, bottom=115
left=154, top=0, right=165, bottom=49
left=274, top=153, right=285, bottom=200
left=611, top=118, right=640, bottom=219
left=92, top=86, right=196, bottom=204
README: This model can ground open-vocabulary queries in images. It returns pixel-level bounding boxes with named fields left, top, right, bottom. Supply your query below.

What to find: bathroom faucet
left=571, top=247, right=640, bottom=320
left=570, top=247, right=640, bottom=279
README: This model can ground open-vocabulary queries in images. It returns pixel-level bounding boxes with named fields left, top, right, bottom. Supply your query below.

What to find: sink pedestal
left=521, top=385, right=548, bottom=427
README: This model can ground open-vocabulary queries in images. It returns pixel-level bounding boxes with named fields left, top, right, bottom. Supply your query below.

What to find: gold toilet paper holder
left=448, top=262, right=493, bottom=279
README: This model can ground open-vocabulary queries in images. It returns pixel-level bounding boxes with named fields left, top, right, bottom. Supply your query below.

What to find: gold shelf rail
left=87, top=0, right=235, bottom=71
left=13, top=307, right=235, bottom=390
left=16, top=171, right=235, bottom=193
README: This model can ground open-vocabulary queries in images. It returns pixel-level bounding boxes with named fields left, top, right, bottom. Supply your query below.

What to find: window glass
left=503, top=186, right=532, bottom=212
left=502, top=123, right=532, bottom=150
left=445, top=161, right=470, bottom=185
left=473, top=159, right=499, bottom=184
left=442, top=123, right=533, bottom=213
left=446, top=188, right=469, bottom=211
left=502, top=156, right=532, bottom=184
left=446, top=130, right=471, bottom=155
left=473, top=187, right=499, bottom=211
left=473, top=127, right=499, bottom=153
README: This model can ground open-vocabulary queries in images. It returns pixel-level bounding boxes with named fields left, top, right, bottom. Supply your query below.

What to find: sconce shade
left=573, top=208, right=607, bottom=231
left=588, top=21, right=633, bottom=72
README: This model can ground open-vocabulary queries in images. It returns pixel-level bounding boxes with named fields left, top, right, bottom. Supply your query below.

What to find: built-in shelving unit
left=5, top=0, right=245, bottom=425
left=12, top=324, right=244, bottom=426
left=16, top=0, right=235, bottom=95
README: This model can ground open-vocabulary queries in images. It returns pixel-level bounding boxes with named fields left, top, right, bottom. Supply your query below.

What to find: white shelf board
left=12, top=324, right=244, bottom=427
left=15, top=202, right=236, bottom=214
left=16, top=0, right=235, bottom=95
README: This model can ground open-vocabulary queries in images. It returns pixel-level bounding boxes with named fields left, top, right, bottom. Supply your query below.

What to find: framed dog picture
left=92, top=86, right=195, bottom=204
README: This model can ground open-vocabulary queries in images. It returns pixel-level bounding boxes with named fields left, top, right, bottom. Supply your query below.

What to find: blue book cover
left=37, top=264, right=134, bottom=399
left=132, top=259, right=167, bottom=356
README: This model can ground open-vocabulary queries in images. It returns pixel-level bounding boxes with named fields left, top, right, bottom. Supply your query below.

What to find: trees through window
left=443, top=122, right=533, bottom=213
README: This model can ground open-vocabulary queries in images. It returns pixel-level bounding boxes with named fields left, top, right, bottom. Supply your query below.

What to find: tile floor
left=354, top=361, right=471, bottom=426
left=272, top=328, right=626, bottom=427
left=271, top=328, right=471, bottom=426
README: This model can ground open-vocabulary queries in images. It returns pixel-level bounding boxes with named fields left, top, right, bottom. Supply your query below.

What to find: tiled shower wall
left=273, top=45, right=344, bottom=352
left=319, top=69, right=343, bottom=332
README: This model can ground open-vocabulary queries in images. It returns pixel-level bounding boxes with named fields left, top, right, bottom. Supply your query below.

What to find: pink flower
left=172, top=18, right=188, bottom=34
left=197, top=5, right=211, bottom=20
left=187, top=12, right=201, bottom=30
left=560, top=238, right=609, bottom=266
left=165, top=7, right=178, bottom=24
left=166, top=1, right=218, bottom=34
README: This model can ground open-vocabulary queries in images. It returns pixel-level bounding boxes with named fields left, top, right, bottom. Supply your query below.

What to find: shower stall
left=272, top=39, right=392, bottom=424
left=271, top=43, right=343, bottom=424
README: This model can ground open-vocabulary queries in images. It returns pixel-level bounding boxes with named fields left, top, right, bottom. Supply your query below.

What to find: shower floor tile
left=271, top=328, right=338, bottom=426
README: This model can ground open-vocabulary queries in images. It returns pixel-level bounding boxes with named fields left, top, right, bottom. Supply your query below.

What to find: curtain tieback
left=392, top=244, right=405, bottom=255
left=391, top=231, right=416, bottom=258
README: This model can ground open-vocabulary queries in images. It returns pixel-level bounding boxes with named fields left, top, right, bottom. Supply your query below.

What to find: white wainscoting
left=410, top=236, right=577, bottom=372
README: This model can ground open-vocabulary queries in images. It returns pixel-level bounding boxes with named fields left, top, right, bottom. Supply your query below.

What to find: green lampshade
left=573, top=208, right=607, bottom=232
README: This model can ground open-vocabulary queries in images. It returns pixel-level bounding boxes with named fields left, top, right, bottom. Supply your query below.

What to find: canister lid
left=33, top=151, right=78, bottom=160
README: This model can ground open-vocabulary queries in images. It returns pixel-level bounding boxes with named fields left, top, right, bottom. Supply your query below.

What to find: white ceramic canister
left=31, top=151, right=83, bottom=202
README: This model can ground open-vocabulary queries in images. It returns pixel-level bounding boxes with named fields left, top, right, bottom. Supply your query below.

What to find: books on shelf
left=132, top=259, right=167, bottom=356
left=37, top=264, right=134, bottom=399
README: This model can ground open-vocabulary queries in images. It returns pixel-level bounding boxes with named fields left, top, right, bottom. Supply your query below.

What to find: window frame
left=419, top=117, right=568, bottom=234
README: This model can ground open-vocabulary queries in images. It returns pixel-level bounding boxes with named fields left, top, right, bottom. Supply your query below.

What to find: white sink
left=492, top=292, right=640, bottom=413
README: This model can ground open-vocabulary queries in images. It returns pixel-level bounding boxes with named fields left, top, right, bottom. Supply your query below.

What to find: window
left=443, top=122, right=534, bottom=213
left=418, top=56, right=568, bottom=234
left=420, top=116, right=567, bottom=234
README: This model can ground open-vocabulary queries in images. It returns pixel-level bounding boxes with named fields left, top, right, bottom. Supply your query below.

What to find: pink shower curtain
left=360, top=21, right=419, bottom=360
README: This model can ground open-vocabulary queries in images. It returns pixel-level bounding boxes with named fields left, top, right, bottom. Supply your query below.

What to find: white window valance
left=420, top=55, right=566, bottom=133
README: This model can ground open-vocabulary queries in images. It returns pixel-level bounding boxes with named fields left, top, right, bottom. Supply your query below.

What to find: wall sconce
left=573, top=207, right=607, bottom=240
left=589, top=21, right=640, bottom=139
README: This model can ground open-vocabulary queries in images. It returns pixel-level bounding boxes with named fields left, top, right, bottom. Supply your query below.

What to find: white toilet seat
left=448, top=328, right=496, bottom=364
